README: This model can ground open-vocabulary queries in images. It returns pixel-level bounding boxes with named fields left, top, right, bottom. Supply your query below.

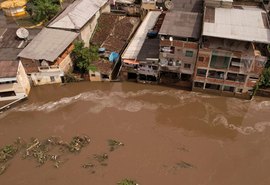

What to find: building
left=158, top=11, right=202, bottom=87
left=0, top=0, right=27, bottom=17
left=90, top=13, right=140, bottom=81
left=0, top=60, right=30, bottom=101
left=193, top=3, right=270, bottom=99
left=121, top=11, right=162, bottom=81
left=18, top=28, right=79, bottom=86
left=48, top=0, right=110, bottom=47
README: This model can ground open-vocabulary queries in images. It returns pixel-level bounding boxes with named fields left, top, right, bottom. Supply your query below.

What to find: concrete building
left=0, top=60, right=30, bottom=101
left=121, top=11, right=162, bottom=81
left=48, top=0, right=110, bottom=47
left=158, top=11, right=202, bottom=87
left=193, top=3, right=270, bottom=98
left=18, top=28, right=79, bottom=86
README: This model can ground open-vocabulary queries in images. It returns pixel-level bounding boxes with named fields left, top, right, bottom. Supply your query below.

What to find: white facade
left=0, top=61, right=30, bottom=101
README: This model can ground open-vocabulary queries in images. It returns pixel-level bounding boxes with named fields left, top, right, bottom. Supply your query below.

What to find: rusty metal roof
left=0, top=61, right=18, bottom=78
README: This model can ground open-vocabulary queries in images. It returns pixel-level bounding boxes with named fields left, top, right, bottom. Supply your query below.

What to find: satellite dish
left=16, top=27, right=29, bottom=39
left=164, top=0, right=174, bottom=10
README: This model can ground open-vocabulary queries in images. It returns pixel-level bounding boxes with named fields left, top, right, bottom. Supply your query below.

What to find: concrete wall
left=0, top=61, right=30, bottom=101
left=31, top=68, right=64, bottom=86
left=80, top=3, right=110, bottom=47
left=89, top=71, right=102, bottom=81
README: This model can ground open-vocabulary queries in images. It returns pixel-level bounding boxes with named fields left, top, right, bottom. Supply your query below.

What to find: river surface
left=0, top=82, right=270, bottom=185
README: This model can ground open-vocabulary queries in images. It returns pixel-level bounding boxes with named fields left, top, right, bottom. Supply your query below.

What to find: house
left=158, top=11, right=202, bottom=87
left=141, top=0, right=156, bottom=10
left=0, top=59, right=30, bottom=101
left=18, top=28, right=79, bottom=86
left=0, top=0, right=27, bottom=17
left=48, top=0, right=110, bottom=47
left=192, top=2, right=270, bottom=99
left=90, top=13, right=140, bottom=82
left=121, top=11, right=162, bottom=81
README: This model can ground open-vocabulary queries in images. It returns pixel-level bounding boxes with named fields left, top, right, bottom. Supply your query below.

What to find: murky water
left=0, top=82, right=270, bottom=185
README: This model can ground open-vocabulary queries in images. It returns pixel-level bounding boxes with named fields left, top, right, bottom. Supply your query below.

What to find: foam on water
left=1, top=89, right=270, bottom=135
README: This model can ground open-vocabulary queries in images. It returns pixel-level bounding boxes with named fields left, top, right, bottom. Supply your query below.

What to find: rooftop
left=0, top=28, right=41, bottom=48
left=122, top=11, right=161, bottom=60
left=0, top=61, right=19, bottom=78
left=0, top=48, right=22, bottom=61
left=171, top=0, right=203, bottom=13
left=159, top=11, right=202, bottom=39
left=91, top=13, right=140, bottom=53
left=203, top=6, right=270, bottom=44
left=137, top=38, right=160, bottom=61
left=18, top=28, right=79, bottom=62
left=48, top=0, right=108, bottom=30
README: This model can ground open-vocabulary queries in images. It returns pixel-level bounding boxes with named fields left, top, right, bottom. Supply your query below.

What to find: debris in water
left=68, top=136, right=91, bottom=152
left=176, top=161, right=195, bottom=169
left=117, top=179, right=139, bottom=185
left=0, top=135, right=91, bottom=175
left=0, top=164, right=8, bottom=175
left=0, top=145, right=18, bottom=162
left=94, top=153, right=108, bottom=164
left=108, top=139, right=124, bottom=151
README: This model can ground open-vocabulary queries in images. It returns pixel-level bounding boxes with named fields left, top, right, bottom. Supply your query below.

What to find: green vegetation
left=71, top=41, right=99, bottom=74
left=258, top=67, right=270, bottom=88
left=117, top=179, right=138, bottom=185
left=26, top=0, right=60, bottom=22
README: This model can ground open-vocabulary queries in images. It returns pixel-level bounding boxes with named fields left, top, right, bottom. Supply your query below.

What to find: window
left=181, top=74, right=191, bottom=81
left=50, top=76, right=55, bottom=82
left=223, top=86, right=235, bottom=92
left=226, top=73, right=246, bottom=82
left=184, top=63, right=191, bottom=69
left=185, top=50, right=193, bottom=57
left=194, top=82, right=204, bottom=88
left=205, top=83, right=221, bottom=90
left=198, top=56, right=204, bottom=62
left=175, top=60, right=181, bottom=66
left=0, top=91, right=16, bottom=97
left=208, top=70, right=224, bottom=79
left=91, top=74, right=96, bottom=77
left=196, top=69, right=207, bottom=77
left=230, top=58, right=241, bottom=67
left=236, top=88, right=243, bottom=93
left=161, top=46, right=175, bottom=54
left=210, top=55, right=230, bottom=69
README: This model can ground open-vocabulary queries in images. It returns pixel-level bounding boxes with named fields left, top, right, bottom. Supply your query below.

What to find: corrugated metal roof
left=137, top=39, right=160, bottom=61
left=159, top=11, right=202, bottom=39
left=122, top=11, right=161, bottom=60
left=203, top=6, right=270, bottom=43
left=18, top=28, right=79, bottom=62
left=0, top=61, right=18, bottom=78
left=48, top=0, right=108, bottom=30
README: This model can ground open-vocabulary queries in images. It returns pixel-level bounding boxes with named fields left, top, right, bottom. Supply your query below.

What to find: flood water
left=0, top=82, right=270, bottom=185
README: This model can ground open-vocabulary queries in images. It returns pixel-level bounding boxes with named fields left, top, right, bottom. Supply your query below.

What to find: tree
left=71, top=41, right=99, bottom=74
left=26, top=0, right=60, bottom=22
left=259, top=67, right=270, bottom=88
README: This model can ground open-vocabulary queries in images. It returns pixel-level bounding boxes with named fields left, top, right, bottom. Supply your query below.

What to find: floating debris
left=176, top=161, right=195, bottom=169
left=82, top=163, right=95, bottom=169
left=0, top=145, right=18, bottom=162
left=93, top=153, right=108, bottom=166
left=108, top=139, right=124, bottom=151
left=0, top=164, right=8, bottom=175
left=68, top=136, right=90, bottom=152
left=117, top=179, right=139, bottom=185
left=0, top=135, right=91, bottom=175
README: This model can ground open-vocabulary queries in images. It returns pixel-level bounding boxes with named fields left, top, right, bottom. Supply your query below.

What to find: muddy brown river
left=0, top=82, right=270, bottom=185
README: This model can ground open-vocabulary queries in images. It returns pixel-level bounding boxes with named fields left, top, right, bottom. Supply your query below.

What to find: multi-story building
left=193, top=2, right=270, bottom=99
left=158, top=11, right=202, bottom=87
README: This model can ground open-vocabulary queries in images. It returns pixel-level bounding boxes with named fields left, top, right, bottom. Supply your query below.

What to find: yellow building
left=0, top=0, right=27, bottom=17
